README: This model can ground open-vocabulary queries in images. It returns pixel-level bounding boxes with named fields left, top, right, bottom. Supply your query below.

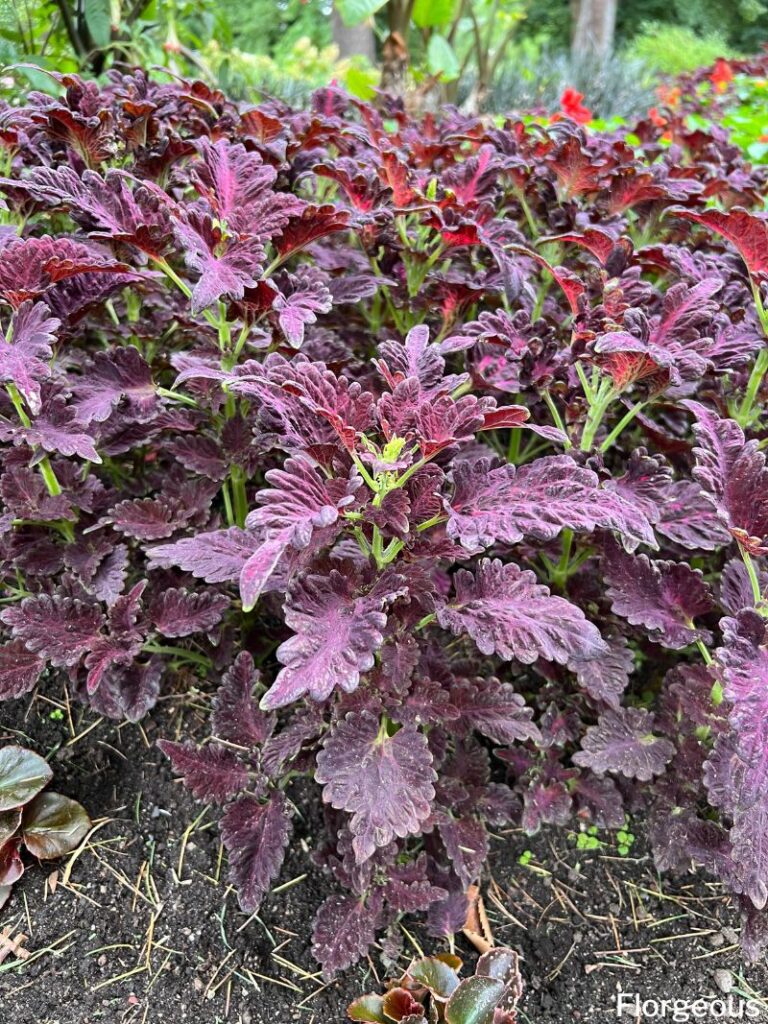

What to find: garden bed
left=2, top=57, right=768, bottom=1024
left=2, top=686, right=766, bottom=1023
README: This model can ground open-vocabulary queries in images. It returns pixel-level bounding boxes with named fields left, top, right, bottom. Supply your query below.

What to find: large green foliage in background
left=0, top=0, right=766, bottom=113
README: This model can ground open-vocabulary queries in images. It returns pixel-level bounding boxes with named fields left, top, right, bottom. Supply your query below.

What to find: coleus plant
left=0, top=744, right=91, bottom=910
left=347, top=946, right=524, bottom=1024
left=0, top=68, right=767, bottom=974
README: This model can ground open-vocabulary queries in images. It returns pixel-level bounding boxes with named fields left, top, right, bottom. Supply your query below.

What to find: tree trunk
left=331, top=9, right=376, bottom=63
left=570, top=0, right=617, bottom=62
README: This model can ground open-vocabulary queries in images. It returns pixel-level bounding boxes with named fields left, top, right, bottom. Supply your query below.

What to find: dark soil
left=1, top=683, right=766, bottom=1023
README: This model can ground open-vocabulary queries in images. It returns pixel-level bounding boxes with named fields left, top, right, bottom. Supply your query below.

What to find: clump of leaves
left=1, top=67, right=768, bottom=975
left=348, top=947, right=524, bottom=1024
left=0, top=745, right=90, bottom=910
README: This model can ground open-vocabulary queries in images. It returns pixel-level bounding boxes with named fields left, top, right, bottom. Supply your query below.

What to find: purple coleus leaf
left=311, top=892, right=382, bottom=979
left=17, top=396, right=101, bottom=464
left=189, top=137, right=277, bottom=227
left=573, top=708, right=675, bottom=781
left=90, top=658, right=162, bottom=723
left=148, top=527, right=256, bottom=584
left=71, top=347, right=155, bottom=426
left=521, top=779, right=572, bottom=834
left=148, top=588, right=229, bottom=637
left=449, top=677, right=541, bottom=744
left=0, top=639, right=45, bottom=700
left=212, top=652, right=274, bottom=747
left=272, top=267, right=333, bottom=349
left=158, top=741, right=249, bottom=803
left=0, top=166, right=174, bottom=256
left=220, top=793, right=292, bottom=912
left=670, top=206, right=768, bottom=278
left=436, top=558, right=607, bottom=665
left=174, top=215, right=265, bottom=313
left=446, top=454, right=656, bottom=553
left=710, top=612, right=768, bottom=908
left=655, top=480, right=731, bottom=551
left=260, top=571, right=387, bottom=710
left=438, top=815, right=488, bottom=888
left=315, top=710, right=436, bottom=863
left=603, top=539, right=714, bottom=649
left=1, top=595, right=103, bottom=669
left=570, top=632, right=634, bottom=709
left=0, top=234, right=132, bottom=307
left=240, top=457, right=360, bottom=611
left=0, top=301, right=59, bottom=415
left=686, top=401, right=768, bottom=554
left=110, top=496, right=191, bottom=541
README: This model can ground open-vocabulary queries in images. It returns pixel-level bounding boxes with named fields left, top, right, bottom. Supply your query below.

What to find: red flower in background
left=558, top=87, right=592, bottom=124
left=711, top=59, right=734, bottom=93
left=656, top=84, right=681, bottom=108
left=648, top=107, right=667, bottom=128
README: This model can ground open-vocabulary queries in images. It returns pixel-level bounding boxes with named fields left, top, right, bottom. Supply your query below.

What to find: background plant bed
left=1, top=689, right=766, bottom=1023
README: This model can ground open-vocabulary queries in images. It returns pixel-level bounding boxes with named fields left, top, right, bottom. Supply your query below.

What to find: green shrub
left=627, top=22, right=736, bottom=75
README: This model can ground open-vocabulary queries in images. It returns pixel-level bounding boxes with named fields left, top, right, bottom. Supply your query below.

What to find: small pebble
left=714, top=968, right=733, bottom=994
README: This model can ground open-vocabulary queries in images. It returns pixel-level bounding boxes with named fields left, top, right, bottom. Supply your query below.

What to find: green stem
left=393, top=457, right=427, bottom=490
left=696, top=639, right=713, bottom=666
left=580, top=380, right=618, bottom=452
left=550, top=528, right=574, bottom=590
left=415, top=612, right=436, bottom=631
left=416, top=513, right=446, bottom=532
left=230, top=466, right=248, bottom=529
left=143, top=643, right=212, bottom=670
left=382, top=538, right=405, bottom=563
left=599, top=401, right=647, bottom=453
left=6, top=384, right=72, bottom=539
left=542, top=390, right=570, bottom=448
left=740, top=543, right=764, bottom=607
left=156, top=386, right=197, bottom=407
left=736, top=347, right=768, bottom=429
left=574, top=361, right=595, bottom=404
left=350, top=451, right=378, bottom=493
left=221, top=478, right=235, bottom=528
left=371, top=525, right=385, bottom=567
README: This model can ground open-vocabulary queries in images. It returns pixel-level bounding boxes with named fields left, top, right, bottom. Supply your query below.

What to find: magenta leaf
left=574, top=708, right=675, bottom=781
left=212, top=652, right=274, bottom=747
left=604, top=540, right=714, bottom=649
left=272, top=267, right=333, bottom=349
left=148, top=588, right=229, bottom=637
left=438, top=815, right=488, bottom=887
left=315, top=711, right=436, bottom=863
left=447, top=455, right=655, bottom=553
left=671, top=206, right=768, bottom=277
left=311, top=892, right=381, bottom=978
left=71, top=347, right=155, bottom=426
left=0, top=301, right=59, bottom=415
left=148, top=527, right=256, bottom=583
left=570, top=632, right=634, bottom=708
left=686, top=401, right=768, bottom=551
left=437, top=558, right=607, bottom=665
left=261, top=571, right=386, bottom=710
left=220, top=792, right=292, bottom=912
left=174, top=215, right=266, bottom=313
left=240, top=457, right=359, bottom=610
left=1, top=595, right=104, bottom=668
left=158, top=741, right=249, bottom=803
left=449, top=677, right=541, bottom=744
left=0, top=640, right=45, bottom=700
